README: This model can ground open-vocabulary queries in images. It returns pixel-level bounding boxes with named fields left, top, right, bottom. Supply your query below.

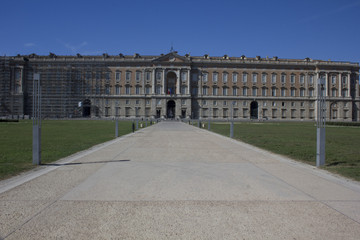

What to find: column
left=152, top=69, right=155, bottom=94
left=162, top=69, right=165, bottom=94
left=176, top=69, right=180, bottom=95
left=338, top=72, right=342, bottom=97
left=187, top=69, right=190, bottom=95
left=305, top=72, right=308, bottom=97
left=325, top=72, right=328, bottom=97
left=142, top=69, right=145, bottom=94
left=347, top=72, right=351, bottom=97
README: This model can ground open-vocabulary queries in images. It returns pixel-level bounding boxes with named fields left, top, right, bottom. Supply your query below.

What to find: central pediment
left=152, top=52, right=190, bottom=63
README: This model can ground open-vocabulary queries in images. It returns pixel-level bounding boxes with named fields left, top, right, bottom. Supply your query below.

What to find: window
left=181, top=86, right=187, bottom=94
left=271, top=87, right=276, bottom=97
left=146, top=71, right=151, bottom=81
left=272, top=109, right=277, bottom=118
left=309, top=75, right=314, bottom=84
left=192, top=87, right=198, bottom=95
left=291, top=88, right=296, bottom=97
left=342, top=89, right=347, bottom=97
left=331, top=76, right=336, bottom=84
left=181, top=72, right=187, bottom=81
left=309, top=88, right=314, bottom=97
left=291, top=102, right=295, bottom=107
left=272, top=101, right=276, bottom=107
left=232, top=73, right=238, bottom=83
left=223, top=87, right=228, bottom=96
left=252, top=87, right=257, bottom=96
left=262, top=87, right=267, bottom=96
left=182, top=99, right=186, bottom=105
left=300, top=88, right=305, bottom=97
left=243, top=101, right=247, bottom=106
left=156, top=71, right=162, bottom=81
left=300, top=74, right=305, bottom=84
left=126, top=100, right=130, bottom=105
left=252, top=73, right=257, bottom=83
left=95, top=85, right=100, bottom=94
left=203, top=100, right=207, bottom=105
left=300, top=102, right=304, bottom=107
left=96, top=71, right=101, bottom=81
left=105, top=85, right=110, bottom=95
left=342, top=76, right=347, bottom=84
left=156, top=85, right=162, bottom=94
left=213, top=87, right=218, bottom=96
left=271, top=74, right=277, bottom=84
left=192, top=73, right=198, bottom=82
left=146, top=100, right=150, bottom=105
left=223, top=72, right=228, bottom=83
left=282, top=102, right=286, bottom=107
left=281, top=88, right=286, bottom=97
left=115, top=71, right=121, bottom=82
left=125, top=86, right=130, bottom=95
left=281, top=74, right=286, bottom=84
left=262, top=74, right=267, bottom=84
left=136, top=100, right=140, bottom=105
left=86, top=71, right=92, bottom=80
left=213, top=72, right=218, bottom=82
left=233, top=87, right=237, bottom=96
left=213, top=100, right=217, bottom=106
left=232, top=101, right=237, bottom=106
left=136, top=71, right=141, bottom=82
left=202, top=86, right=208, bottom=95
left=156, top=99, right=161, bottom=105
left=242, top=73, right=248, bottom=83
left=203, top=72, right=208, bottom=82
left=223, top=101, right=227, bottom=106
left=290, top=74, right=295, bottom=84
left=145, top=86, right=150, bottom=94
left=126, top=71, right=131, bottom=82
left=331, top=88, right=336, bottom=97
left=242, top=87, right=248, bottom=96
left=105, top=72, right=111, bottom=82
left=135, top=86, right=140, bottom=95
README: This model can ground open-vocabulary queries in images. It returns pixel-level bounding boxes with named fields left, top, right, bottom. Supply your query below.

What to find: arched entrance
left=167, top=100, right=175, bottom=118
left=82, top=99, right=91, bottom=117
left=166, top=72, right=177, bottom=95
left=250, top=101, right=258, bottom=119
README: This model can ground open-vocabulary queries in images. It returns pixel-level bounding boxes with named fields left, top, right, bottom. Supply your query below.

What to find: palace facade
left=1, top=52, right=359, bottom=121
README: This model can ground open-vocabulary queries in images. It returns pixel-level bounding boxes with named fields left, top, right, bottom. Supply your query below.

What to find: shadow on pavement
left=41, top=160, right=130, bottom=166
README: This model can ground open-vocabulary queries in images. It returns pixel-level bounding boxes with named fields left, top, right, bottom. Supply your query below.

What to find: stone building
left=0, top=51, right=359, bottom=121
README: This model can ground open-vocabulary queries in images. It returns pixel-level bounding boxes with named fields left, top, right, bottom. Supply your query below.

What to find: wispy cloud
left=298, top=1, right=360, bottom=23
left=57, top=40, right=88, bottom=54
left=24, top=43, right=35, bottom=47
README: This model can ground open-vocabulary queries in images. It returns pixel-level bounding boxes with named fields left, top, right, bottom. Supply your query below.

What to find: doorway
left=167, top=100, right=175, bottom=118
left=82, top=99, right=91, bottom=117
left=250, top=101, right=258, bottom=119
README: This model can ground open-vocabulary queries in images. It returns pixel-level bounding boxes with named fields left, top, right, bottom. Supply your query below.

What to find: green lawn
left=0, top=120, right=138, bottom=180
left=206, top=121, right=360, bottom=181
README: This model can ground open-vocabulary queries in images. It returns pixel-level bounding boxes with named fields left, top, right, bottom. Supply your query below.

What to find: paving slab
left=1, top=121, right=360, bottom=239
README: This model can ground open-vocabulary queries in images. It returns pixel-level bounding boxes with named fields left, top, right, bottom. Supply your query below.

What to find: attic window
left=273, top=56, right=278, bottom=61
left=103, top=53, right=109, bottom=58
left=256, top=56, right=261, bottom=60
left=240, top=55, right=246, bottom=60
left=134, top=53, right=141, bottom=58
left=223, top=54, right=229, bottom=60
left=204, top=54, right=209, bottom=59
left=119, top=53, right=124, bottom=58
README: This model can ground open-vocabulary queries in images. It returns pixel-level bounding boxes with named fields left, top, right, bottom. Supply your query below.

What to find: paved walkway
left=1, top=121, right=360, bottom=239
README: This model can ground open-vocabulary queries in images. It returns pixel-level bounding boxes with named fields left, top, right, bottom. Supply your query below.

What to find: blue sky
left=1, top=0, right=360, bottom=63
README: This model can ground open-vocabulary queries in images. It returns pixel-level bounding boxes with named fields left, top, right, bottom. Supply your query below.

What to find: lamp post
left=32, top=73, right=41, bottom=165
left=316, top=76, right=326, bottom=167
